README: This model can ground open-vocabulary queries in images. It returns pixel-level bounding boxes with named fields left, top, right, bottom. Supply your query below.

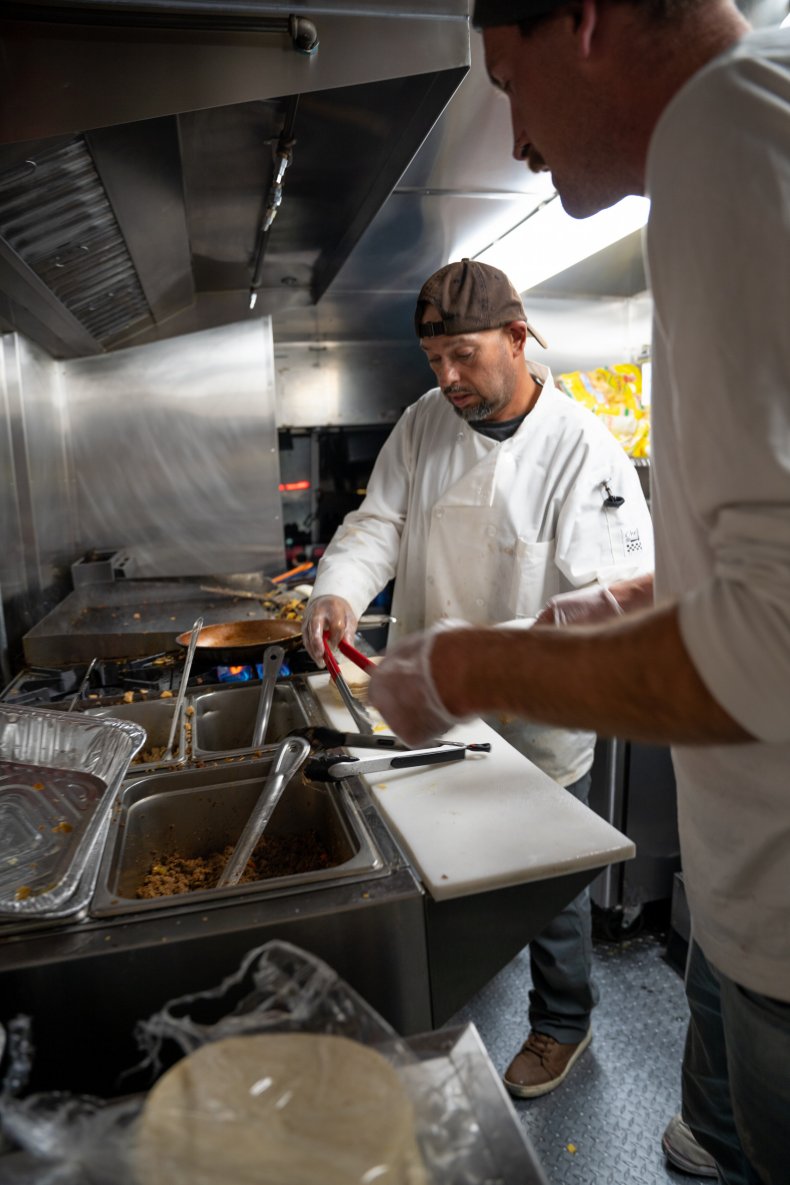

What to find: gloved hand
left=301, top=595, right=358, bottom=667
left=368, top=619, right=474, bottom=748
left=536, top=584, right=624, bottom=627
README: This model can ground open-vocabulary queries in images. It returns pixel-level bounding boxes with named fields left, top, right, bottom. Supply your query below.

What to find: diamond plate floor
left=448, top=923, right=695, bottom=1185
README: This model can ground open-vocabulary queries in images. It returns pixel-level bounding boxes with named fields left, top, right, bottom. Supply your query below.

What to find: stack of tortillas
left=328, top=656, right=381, bottom=706
left=134, top=1032, right=428, bottom=1185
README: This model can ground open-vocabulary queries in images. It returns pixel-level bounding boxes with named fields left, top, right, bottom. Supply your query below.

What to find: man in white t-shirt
left=303, top=257, right=653, bottom=1099
left=368, top=5, right=790, bottom=1185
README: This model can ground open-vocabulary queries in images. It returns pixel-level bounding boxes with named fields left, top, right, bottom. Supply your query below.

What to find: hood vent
left=0, top=3, right=469, bottom=357
left=0, top=138, right=152, bottom=346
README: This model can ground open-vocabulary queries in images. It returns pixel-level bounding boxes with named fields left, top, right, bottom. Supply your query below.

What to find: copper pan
left=175, top=618, right=303, bottom=657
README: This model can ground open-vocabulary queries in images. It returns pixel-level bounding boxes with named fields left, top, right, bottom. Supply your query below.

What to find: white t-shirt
left=646, top=28, right=790, bottom=1000
left=312, top=364, right=653, bottom=785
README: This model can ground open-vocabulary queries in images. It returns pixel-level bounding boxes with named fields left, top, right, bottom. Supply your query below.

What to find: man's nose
left=437, top=359, right=459, bottom=386
left=510, top=103, right=529, bottom=163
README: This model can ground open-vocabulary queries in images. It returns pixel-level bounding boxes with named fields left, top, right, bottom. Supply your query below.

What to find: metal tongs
left=305, top=744, right=471, bottom=781
left=289, top=725, right=492, bottom=754
left=322, top=633, right=377, bottom=735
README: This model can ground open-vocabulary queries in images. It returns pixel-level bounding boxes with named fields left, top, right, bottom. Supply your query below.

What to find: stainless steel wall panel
left=274, top=341, right=429, bottom=428
left=0, top=333, right=75, bottom=668
left=64, top=318, right=285, bottom=577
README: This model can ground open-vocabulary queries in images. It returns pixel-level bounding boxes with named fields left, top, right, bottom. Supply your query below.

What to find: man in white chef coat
left=367, top=4, right=790, bottom=1185
left=302, top=258, right=653, bottom=1098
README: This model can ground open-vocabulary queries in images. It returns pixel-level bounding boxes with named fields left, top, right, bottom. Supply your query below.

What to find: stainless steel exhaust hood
left=0, top=3, right=469, bottom=357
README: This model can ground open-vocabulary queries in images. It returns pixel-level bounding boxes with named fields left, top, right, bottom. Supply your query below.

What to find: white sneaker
left=661, top=1114, right=718, bottom=1178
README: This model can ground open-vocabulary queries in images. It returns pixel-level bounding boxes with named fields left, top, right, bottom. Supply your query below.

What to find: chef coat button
left=475, top=597, right=484, bottom=606
left=435, top=509, right=443, bottom=519
left=486, top=525, right=497, bottom=536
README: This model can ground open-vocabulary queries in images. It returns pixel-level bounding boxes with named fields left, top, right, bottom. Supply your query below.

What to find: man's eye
left=457, top=353, right=473, bottom=362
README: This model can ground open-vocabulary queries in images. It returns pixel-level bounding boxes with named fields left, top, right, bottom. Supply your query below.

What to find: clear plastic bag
left=0, top=942, right=502, bottom=1185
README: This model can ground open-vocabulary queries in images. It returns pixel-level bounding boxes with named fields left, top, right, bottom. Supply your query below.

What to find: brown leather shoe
left=503, top=1028, right=592, bottom=1098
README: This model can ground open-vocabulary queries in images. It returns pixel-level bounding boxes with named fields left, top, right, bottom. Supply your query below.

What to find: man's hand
left=536, top=584, right=624, bottom=627
left=301, top=595, right=358, bottom=666
left=537, top=573, right=655, bottom=626
left=368, top=621, right=473, bottom=748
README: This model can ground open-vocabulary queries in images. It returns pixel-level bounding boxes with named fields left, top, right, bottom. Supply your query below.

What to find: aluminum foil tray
left=0, top=705, right=145, bottom=918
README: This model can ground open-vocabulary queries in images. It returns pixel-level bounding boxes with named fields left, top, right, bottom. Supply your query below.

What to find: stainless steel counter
left=0, top=669, right=615, bottom=1108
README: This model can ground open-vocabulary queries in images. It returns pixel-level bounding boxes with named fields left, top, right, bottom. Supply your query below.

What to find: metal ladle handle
left=251, top=644, right=285, bottom=748
left=216, top=734, right=310, bottom=888
left=165, top=616, right=202, bottom=757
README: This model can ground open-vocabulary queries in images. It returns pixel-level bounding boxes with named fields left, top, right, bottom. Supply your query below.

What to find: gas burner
left=1, top=644, right=319, bottom=709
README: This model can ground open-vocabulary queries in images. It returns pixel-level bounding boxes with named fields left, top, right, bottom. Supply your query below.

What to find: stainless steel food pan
left=84, top=699, right=188, bottom=772
left=190, top=683, right=308, bottom=759
left=90, top=758, right=383, bottom=916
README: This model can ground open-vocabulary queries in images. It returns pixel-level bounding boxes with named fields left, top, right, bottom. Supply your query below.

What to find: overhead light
left=782, top=13, right=790, bottom=26
left=473, top=192, right=650, bottom=294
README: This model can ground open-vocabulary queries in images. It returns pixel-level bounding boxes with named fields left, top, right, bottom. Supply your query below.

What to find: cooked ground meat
left=133, top=744, right=171, bottom=765
left=136, top=831, right=334, bottom=898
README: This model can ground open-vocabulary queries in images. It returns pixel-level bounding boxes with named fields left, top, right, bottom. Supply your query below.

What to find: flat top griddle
left=23, top=580, right=286, bottom=666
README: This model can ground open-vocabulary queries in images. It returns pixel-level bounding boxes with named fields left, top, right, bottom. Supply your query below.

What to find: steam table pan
left=90, top=758, right=384, bottom=917
left=0, top=704, right=145, bottom=920
left=84, top=698, right=188, bottom=773
left=190, top=683, right=309, bottom=760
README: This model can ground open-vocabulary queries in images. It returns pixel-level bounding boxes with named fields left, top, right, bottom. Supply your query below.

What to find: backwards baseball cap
left=415, top=258, right=548, bottom=348
left=472, top=0, right=566, bottom=28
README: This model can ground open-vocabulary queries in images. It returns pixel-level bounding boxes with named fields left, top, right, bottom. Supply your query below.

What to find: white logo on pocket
left=623, top=527, right=643, bottom=554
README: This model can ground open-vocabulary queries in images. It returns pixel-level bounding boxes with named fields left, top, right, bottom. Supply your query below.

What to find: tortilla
left=328, top=657, right=380, bottom=705
left=134, top=1032, right=427, bottom=1185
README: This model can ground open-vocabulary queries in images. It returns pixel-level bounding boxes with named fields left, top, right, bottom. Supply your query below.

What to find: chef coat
left=311, top=363, right=654, bottom=784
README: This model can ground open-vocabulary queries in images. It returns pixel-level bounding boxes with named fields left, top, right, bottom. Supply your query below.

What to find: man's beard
left=444, top=388, right=507, bottom=423
left=451, top=398, right=498, bottom=423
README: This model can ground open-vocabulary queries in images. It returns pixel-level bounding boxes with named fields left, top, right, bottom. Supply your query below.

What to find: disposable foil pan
left=0, top=704, right=145, bottom=918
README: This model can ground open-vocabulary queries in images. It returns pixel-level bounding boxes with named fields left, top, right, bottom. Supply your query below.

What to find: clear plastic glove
left=368, top=619, right=473, bottom=748
left=301, top=595, right=358, bottom=666
left=536, top=584, right=623, bottom=627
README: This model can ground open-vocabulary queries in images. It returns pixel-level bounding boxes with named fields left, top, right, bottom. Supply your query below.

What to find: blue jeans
left=682, top=940, right=790, bottom=1185
left=528, top=771, right=598, bottom=1042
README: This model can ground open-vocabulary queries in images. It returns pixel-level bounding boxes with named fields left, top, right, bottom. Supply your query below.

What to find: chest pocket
left=425, top=506, right=560, bottom=624
left=510, top=537, right=561, bottom=618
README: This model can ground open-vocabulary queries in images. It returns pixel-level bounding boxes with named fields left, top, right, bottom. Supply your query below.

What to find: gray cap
left=472, top=0, right=566, bottom=28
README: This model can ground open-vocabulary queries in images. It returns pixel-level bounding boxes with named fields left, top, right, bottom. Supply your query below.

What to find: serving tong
left=216, top=734, right=311, bottom=888
left=321, top=633, right=377, bottom=735
left=304, top=744, right=470, bottom=782
left=289, top=724, right=491, bottom=755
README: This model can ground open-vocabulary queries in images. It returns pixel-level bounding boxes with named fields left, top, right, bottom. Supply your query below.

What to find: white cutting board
left=307, top=674, right=634, bottom=902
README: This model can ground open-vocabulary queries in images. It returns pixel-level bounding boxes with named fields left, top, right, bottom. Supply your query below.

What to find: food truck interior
left=0, top=2, right=785, bottom=1182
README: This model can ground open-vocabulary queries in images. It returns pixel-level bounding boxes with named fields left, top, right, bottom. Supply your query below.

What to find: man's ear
left=576, top=0, right=600, bottom=59
left=506, top=321, right=529, bottom=353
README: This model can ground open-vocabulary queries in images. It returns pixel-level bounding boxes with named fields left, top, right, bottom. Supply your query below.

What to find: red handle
left=322, top=634, right=343, bottom=680
left=337, top=638, right=377, bottom=673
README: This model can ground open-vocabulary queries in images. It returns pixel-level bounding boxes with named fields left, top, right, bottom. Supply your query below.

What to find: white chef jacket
left=311, top=363, right=654, bottom=784
left=646, top=28, right=790, bottom=999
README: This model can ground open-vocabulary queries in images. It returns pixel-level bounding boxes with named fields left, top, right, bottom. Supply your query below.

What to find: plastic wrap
left=0, top=705, right=146, bottom=918
left=0, top=942, right=508, bottom=1185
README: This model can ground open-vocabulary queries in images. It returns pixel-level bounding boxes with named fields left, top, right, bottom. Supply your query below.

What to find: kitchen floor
left=448, top=910, right=693, bottom=1185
